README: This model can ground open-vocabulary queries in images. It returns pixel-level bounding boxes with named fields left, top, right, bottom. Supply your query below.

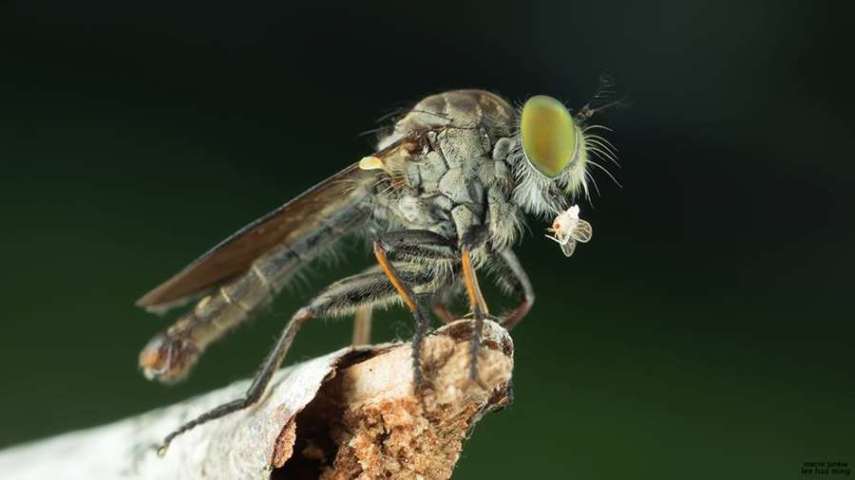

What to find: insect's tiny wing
left=572, top=219, right=593, bottom=243
left=561, top=239, right=577, bottom=257
left=135, top=161, right=381, bottom=313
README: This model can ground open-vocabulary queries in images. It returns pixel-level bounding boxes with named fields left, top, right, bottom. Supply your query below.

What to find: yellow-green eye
left=520, top=95, right=577, bottom=178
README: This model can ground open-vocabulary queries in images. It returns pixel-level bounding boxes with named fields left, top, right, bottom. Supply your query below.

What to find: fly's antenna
left=577, top=74, right=625, bottom=193
left=576, top=73, right=630, bottom=121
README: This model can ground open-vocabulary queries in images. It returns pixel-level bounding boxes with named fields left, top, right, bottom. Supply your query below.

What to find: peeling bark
left=0, top=319, right=513, bottom=480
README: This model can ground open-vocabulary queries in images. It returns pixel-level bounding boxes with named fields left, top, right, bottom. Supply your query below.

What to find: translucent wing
left=136, top=161, right=381, bottom=313
left=561, top=239, right=577, bottom=257
left=572, top=219, right=593, bottom=243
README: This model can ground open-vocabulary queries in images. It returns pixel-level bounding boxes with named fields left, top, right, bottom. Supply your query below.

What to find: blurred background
left=1, top=1, right=853, bottom=478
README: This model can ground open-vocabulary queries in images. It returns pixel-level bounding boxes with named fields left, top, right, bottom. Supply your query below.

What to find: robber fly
left=137, top=88, right=618, bottom=452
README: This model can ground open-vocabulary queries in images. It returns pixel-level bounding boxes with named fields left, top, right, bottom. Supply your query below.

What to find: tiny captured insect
left=137, top=85, right=619, bottom=453
left=545, top=205, right=593, bottom=257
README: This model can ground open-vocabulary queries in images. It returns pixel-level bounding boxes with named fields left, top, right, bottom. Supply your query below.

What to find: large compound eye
left=520, top=95, right=577, bottom=177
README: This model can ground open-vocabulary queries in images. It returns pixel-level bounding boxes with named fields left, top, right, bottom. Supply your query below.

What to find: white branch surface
left=0, top=319, right=514, bottom=480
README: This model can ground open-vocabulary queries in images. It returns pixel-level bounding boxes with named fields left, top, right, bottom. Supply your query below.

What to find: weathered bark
left=0, top=319, right=513, bottom=480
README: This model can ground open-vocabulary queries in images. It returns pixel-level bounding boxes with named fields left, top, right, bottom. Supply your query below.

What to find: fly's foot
left=410, top=341, right=435, bottom=412
left=411, top=346, right=425, bottom=389
left=156, top=428, right=182, bottom=457
left=156, top=442, right=169, bottom=458
left=409, top=301, right=432, bottom=393
left=410, top=329, right=433, bottom=396
left=468, top=326, right=481, bottom=381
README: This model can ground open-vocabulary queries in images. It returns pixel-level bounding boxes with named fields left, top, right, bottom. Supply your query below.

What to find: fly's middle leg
left=431, top=285, right=460, bottom=324
left=494, top=249, right=535, bottom=330
left=374, top=230, right=458, bottom=386
left=351, top=305, right=373, bottom=346
left=432, top=303, right=457, bottom=323
left=373, top=241, right=432, bottom=386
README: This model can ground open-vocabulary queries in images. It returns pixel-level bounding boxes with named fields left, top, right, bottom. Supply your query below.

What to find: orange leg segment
left=461, top=248, right=489, bottom=316
left=373, top=240, right=430, bottom=386
left=373, top=241, right=419, bottom=312
left=461, top=247, right=489, bottom=381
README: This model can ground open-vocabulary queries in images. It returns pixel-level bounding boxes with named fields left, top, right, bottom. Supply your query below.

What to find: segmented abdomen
left=165, top=206, right=370, bottom=353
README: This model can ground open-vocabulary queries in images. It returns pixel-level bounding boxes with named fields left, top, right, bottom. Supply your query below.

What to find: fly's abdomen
left=139, top=207, right=369, bottom=383
left=189, top=267, right=273, bottom=346
left=138, top=252, right=287, bottom=383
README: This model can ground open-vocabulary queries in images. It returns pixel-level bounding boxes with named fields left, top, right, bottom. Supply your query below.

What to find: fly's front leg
left=494, top=249, right=535, bottom=330
left=157, top=268, right=430, bottom=454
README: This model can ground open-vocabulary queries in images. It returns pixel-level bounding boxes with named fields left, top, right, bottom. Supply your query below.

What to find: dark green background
left=1, top=1, right=852, bottom=478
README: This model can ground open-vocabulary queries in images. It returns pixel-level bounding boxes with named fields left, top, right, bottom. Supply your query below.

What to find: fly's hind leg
left=157, top=306, right=313, bottom=455
left=157, top=268, right=430, bottom=454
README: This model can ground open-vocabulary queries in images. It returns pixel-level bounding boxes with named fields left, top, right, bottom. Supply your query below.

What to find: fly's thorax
left=379, top=90, right=516, bottom=150
left=372, top=130, right=525, bottom=252
left=372, top=90, right=527, bottom=249
left=377, top=126, right=496, bottom=243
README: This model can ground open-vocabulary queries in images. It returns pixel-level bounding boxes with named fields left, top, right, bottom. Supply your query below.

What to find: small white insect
left=545, top=205, right=593, bottom=257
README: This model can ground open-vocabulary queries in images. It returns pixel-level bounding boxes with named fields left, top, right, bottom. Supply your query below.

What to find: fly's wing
left=572, top=219, right=593, bottom=243
left=135, top=162, right=381, bottom=313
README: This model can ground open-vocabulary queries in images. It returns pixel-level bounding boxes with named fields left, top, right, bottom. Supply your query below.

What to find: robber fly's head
left=508, top=94, right=615, bottom=218
left=138, top=333, right=200, bottom=384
